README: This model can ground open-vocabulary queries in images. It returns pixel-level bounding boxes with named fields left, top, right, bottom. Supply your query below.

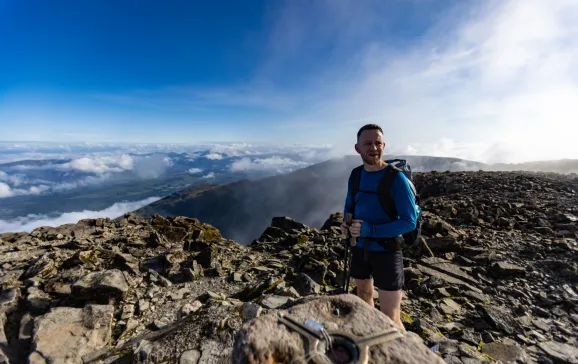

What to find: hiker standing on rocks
left=341, top=124, right=419, bottom=331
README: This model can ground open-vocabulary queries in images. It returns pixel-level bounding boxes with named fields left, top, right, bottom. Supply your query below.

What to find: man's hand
left=349, top=219, right=363, bottom=237
left=340, top=220, right=350, bottom=236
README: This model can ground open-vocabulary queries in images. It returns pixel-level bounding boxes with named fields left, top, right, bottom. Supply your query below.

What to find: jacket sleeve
left=360, top=173, right=417, bottom=238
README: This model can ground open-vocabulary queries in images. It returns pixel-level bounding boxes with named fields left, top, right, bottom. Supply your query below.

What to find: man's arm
left=360, top=173, right=417, bottom=238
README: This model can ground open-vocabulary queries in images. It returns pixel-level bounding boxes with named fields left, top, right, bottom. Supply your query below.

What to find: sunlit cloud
left=0, top=197, right=161, bottom=233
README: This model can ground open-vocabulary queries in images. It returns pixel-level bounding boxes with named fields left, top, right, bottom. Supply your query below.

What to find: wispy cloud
left=263, top=0, right=578, bottom=163
left=90, top=85, right=298, bottom=113
left=59, top=154, right=134, bottom=173
left=0, top=181, right=50, bottom=198
left=0, top=170, right=24, bottom=185
left=229, top=156, right=310, bottom=174
left=0, top=197, right=161, bottom=233
left=80, top=0, right=577, bottom=163
left=10, top=153, right=174, bottom=177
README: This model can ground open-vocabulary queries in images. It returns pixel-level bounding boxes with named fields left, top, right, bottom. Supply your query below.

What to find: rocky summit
left=0, top=170, right=577, bottom=364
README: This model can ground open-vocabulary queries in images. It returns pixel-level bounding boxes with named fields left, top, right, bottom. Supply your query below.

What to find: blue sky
left=1, top=0, right=577, bottom=162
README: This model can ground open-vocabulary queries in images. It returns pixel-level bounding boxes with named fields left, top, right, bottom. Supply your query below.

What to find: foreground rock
left=233, top=294, right=445, bottom=364
left=0, top=171, right=575, bottom=363
left=29, top=305, right=113, bottom=363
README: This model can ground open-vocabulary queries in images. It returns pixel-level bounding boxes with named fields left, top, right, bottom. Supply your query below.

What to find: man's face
left=355, top=129, right=384, bottom=165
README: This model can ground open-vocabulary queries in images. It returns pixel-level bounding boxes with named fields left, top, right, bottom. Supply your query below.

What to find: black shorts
left=349, top=246, right=405, bottom=291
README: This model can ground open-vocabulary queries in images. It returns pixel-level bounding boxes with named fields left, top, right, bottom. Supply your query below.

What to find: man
left=341, top=123, right=419, bottom=331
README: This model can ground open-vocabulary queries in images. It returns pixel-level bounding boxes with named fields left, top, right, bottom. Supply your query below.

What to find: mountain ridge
left=132, top=155, right=578, bottom=245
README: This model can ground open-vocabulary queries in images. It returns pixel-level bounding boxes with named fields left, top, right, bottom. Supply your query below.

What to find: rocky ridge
left=0, top=170, right=576, bottom=363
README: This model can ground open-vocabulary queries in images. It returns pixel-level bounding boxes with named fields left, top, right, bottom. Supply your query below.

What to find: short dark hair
left=357, top=124, right=383, bottom=139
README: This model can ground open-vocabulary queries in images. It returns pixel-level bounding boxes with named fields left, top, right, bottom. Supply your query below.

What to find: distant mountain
left=489, top=159, right=578, bottom=174
left=131, top=155, right=486, bottom=244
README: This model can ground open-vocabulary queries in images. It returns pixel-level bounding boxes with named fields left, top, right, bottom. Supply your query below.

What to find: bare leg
left=378, top=289, right=405, bottom=332
left=355, top=278, right=375, bottom=308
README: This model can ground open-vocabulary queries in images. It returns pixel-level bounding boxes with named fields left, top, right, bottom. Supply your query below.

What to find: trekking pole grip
left=345, top=213, right=356, bottom=247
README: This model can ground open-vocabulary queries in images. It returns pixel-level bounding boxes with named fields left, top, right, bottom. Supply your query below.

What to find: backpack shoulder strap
left=348, top=165, right=363, bottom=214
left=377, top=165, right=401, bottom=219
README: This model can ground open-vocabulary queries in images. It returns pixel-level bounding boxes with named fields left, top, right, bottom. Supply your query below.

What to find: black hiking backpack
left=347, top=159, right=422, bottom=248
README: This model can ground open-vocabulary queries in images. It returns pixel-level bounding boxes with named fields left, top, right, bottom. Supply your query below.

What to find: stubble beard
left=361, top=153, right=382, bottom=165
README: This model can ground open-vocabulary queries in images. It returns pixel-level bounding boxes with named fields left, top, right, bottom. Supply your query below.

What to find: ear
left=354, top=144, right=360, bottom=154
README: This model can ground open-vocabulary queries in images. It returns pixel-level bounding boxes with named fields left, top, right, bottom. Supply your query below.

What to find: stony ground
left=0, top=170, right=577, bottom=364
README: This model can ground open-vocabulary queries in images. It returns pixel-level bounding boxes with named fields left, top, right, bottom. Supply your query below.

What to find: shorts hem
left=375, top=285, right=404, bottom=292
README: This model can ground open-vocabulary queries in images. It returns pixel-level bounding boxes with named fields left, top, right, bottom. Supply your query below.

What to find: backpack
left=347, top=159, right=422, bottom=249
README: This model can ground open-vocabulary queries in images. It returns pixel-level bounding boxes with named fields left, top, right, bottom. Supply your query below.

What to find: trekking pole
left=343, top=213, right=354, bottom=294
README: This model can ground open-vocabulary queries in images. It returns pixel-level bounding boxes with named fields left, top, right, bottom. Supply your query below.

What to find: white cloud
left=10, top=153, right=135, bottom=174
left=0, top=181, right=51, bottom=198
left=204, top=153, right=223, bottom=160
left=229, top=156, right=310, bottom=173
left=0, top=173, right=112, bottom=198
left=59, top=154, right=134, bottom=173
left=60, top=154, right=133, bottom=173
left=0, top=182, right=12, bottom=198
left=388, top=139, right=491, bottom=162
left=188, top=168, right=203, bottom=174
left=207, top=144, right=252, bottom=157
left=0, top=196, right=161, bottom=234
left=27, top=185, right=51, bottom=195
left=8, top=153, right=170, bottom=176
left=202, top=172, right=215, bottom=179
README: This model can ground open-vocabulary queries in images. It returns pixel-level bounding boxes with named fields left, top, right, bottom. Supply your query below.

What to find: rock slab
left=71, top=269, right=129, bottom=301
left=482, top=341, right=529, bottom=363
left=28, top=304, right=114, bottom=364
left=232, top=294, right=445, bottom=364
left=538, top=341, right=578, bottom=364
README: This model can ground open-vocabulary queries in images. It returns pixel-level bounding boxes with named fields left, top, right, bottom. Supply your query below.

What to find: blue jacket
left=343, top=165, right=420, bottom=251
